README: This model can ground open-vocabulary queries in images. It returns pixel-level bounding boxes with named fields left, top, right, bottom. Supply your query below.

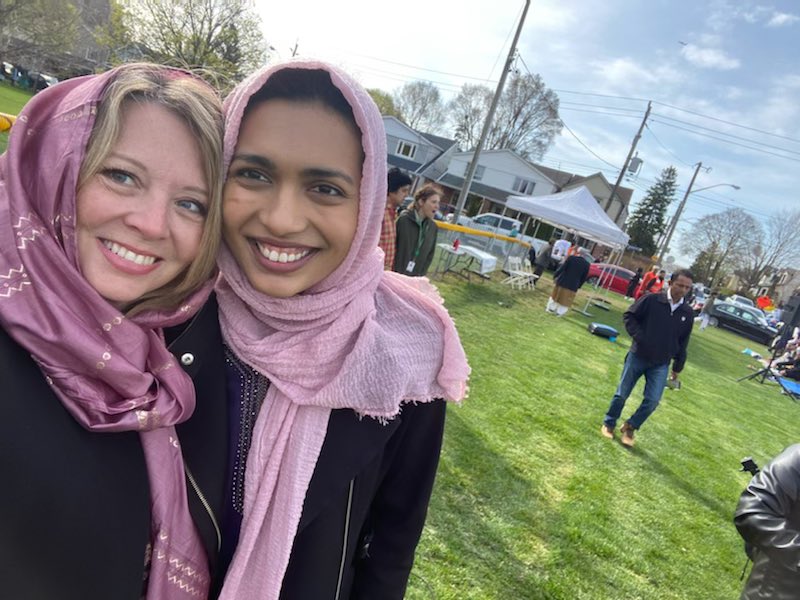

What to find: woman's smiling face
left=222, top=99, right=362, bottom=298
left=76, top=102, right=208, bottom=309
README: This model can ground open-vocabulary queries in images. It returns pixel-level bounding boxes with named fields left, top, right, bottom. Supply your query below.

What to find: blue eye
left=176, top=198, right=207, bottom=216
left=102, top=168, right=135, bottom=186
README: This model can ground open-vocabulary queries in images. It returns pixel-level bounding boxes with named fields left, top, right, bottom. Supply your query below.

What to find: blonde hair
left=78, top=63, right=224, bottom=316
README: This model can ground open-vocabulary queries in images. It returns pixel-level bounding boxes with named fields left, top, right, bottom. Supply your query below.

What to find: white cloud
left=680, top=44, right=740, bottom=70
left=767, top=12, right=800, bottom=27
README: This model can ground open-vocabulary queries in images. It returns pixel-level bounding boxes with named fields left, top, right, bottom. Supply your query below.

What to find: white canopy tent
left=507, top=185, right=630, bottom=317
left=507, top=185, right=629, bottom=248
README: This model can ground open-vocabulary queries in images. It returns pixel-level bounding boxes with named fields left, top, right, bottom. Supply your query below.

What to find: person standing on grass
left=393, top=184, right=441, bottom=277
left=600, top=269, right=694, bottom=447
left=533, top=237, right=554, bottom=279
left=634, top=266, right=659, bottom=300
left=625, top=267, right=643, bottom=299
left=734, top=444, right=800, bottom=599
left=698, top=291, right=718, bottom=330
left=379, top=167, right=412, bottom=270
left=546, top=250, right=590, bottom=316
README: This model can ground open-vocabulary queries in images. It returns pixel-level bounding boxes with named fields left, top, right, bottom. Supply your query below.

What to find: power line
left=517, top=54, right=622, bottom=171
left=651, top=112, right=800, bottom=157
left=649, top=119, right=800, bottom=163
left=644, top=123, right=694, bottom=167
left=341, top=52, right=497, bottom=85
left=560, top=106, right=643, bottom=119
left=651, top=99, right=800, bottom=145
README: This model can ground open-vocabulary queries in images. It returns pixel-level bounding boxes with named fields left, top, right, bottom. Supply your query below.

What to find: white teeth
left=103, top=240, right=156, bottom=266
left=256, top=242, right=311, bottom=263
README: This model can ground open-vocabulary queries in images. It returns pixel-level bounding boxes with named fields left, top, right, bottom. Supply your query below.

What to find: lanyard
left=412, top=215, right=428, bottom=259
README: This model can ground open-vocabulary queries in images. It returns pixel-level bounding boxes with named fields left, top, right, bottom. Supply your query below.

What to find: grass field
left=406, top=267, right=795, bottom=600
left=0, top=83, right=34, bottom=152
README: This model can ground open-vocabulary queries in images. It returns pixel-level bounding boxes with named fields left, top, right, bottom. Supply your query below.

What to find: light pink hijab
left=216, top=59, right=470, bottom=599
left=0, top=66, right=217, bottom=598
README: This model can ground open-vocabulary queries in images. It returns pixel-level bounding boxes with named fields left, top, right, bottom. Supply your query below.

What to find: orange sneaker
left=600, top=424, right=615, bottom=439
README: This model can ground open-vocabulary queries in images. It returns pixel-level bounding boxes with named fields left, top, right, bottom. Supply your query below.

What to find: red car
left=586, top=263, right=637, bottom=295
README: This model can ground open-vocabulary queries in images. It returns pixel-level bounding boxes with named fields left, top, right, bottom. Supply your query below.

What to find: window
left=497, top=218, right=521, bottom=232
left=616, top=269, right=633, bottom=282
left=473, top=165, right=486, bottom=181
left=512, top=177, right=535, bottom=195
left=396, top=140, right=417, bottom=159
left=740, top=311, right=757, bottom=323
left=475, top=215, right=499, bottom=228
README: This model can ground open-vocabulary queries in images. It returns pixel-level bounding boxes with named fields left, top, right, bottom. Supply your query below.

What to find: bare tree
left=679, top=208, right=762, bottom=287
left=447, top=83, right=492, bottom=150
left=737, top=209, right=800, bottom=292
left=120, top=0, right=267, bottom=87
left=0, top=0, right=80, bottom=69
left=445, top=73, right=562, bottom=160
left=487, top=72, right=562, bottom=160
left=392, top=81, right=444, bottom=132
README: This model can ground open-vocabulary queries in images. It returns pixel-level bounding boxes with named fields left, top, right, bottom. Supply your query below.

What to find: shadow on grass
left=422, top=408, right=551, bottom=597
left=628, top=445, right=733, bottom=521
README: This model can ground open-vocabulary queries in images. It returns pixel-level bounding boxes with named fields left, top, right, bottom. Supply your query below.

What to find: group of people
left=624, top=265, right=668, bottom=300
left=378, top=167, right=442, bottom=277
left=1, top=59, right=470, bottom=599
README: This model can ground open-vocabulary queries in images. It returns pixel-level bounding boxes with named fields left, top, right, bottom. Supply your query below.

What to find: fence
left=434, top=221, right=533, bottom=271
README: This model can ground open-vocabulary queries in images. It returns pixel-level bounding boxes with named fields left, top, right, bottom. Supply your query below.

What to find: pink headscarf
left=0, top=66, right=217, bottom=598
left=216, top=59, right=470, bottom=599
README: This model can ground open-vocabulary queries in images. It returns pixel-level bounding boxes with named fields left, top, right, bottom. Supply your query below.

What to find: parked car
left=456, top=212, right=523, bottom=238
left=691, top=289, right=707, bottom=316
left=586, top=263, right=636, bottom=295
left=709, top=301, right=778, bottom=345
left=728, top=294, right=755, bottom=308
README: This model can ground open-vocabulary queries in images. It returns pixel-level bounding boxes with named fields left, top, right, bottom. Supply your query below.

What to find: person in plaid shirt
left=379, top=168, right=412, bottom=269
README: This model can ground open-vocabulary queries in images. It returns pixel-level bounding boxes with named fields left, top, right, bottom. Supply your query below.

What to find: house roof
left=531, top=164, right=580, bottom=188
left=419, top=132, right=457, bottom=151
left=438, top=173, right=512, bottom=204
left=541, top=168, right=634, bottom=207
left=387, top=154, right=422, bottom=172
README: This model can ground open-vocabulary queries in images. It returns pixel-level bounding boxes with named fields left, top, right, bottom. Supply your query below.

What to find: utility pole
left=452, top=0, right=531, bottom=223
left=657, top=161, right=702, bottom=265
left=607, top=101, right=651, bottom=217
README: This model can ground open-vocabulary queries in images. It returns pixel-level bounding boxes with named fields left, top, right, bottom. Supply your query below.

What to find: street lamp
left=656, top=162, right=740, bottom=264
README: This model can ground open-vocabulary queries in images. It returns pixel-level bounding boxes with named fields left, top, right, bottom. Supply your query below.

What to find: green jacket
left=393, top=210, right=438, bottom=277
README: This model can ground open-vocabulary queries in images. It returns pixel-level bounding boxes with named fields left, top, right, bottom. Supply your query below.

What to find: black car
left=709, top=301, right=778, bottom=345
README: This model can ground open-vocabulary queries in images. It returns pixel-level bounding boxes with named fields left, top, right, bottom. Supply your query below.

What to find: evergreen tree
left=625, top=166, right=678, bottom=257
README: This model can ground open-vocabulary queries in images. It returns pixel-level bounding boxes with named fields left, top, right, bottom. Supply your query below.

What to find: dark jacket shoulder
left=0, top=326, right=150, bottom=600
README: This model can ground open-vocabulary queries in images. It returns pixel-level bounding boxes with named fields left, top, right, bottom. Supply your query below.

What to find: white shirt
left=667, top=287, right=684, bottom=314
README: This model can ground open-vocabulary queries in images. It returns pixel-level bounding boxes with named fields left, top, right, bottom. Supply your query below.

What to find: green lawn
left=406, top=269, right=794, bottom=599
left=0, top=83, right=34, bottom=153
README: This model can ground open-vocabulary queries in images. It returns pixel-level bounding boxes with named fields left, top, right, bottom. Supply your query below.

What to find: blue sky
left=256, top=0, right=799, bottom=264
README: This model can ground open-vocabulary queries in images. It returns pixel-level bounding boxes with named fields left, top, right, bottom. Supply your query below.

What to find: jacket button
left=180, top=353, right=195, bottom=366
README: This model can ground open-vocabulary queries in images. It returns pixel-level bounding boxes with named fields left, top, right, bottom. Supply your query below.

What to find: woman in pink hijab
left=167, top=59, right=470, bottom=599
left=0, top=64, right=225, bottom=599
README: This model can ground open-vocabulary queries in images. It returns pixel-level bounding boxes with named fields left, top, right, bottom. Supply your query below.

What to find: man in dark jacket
left=601, top=269, right=694, bottom=447
left=546, top=251, right=590, bottom=316
left=735, top=444, right=800, bottom=599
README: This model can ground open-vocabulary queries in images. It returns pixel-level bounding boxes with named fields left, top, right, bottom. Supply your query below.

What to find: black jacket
left=735, top=444, right=800, bottom=600
left=553, top=255, right=590, bottom=291
left=623, top=291, right=694, bottom=372
left=0, top=322, right=226, bottom=600
left=393, top=211, right=438, bottom=276
left=168, top=296, right=447, bottom=600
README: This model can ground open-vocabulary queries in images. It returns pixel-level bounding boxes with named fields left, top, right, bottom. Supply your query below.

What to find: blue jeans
left=603, top=352, right=669, bottom=430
